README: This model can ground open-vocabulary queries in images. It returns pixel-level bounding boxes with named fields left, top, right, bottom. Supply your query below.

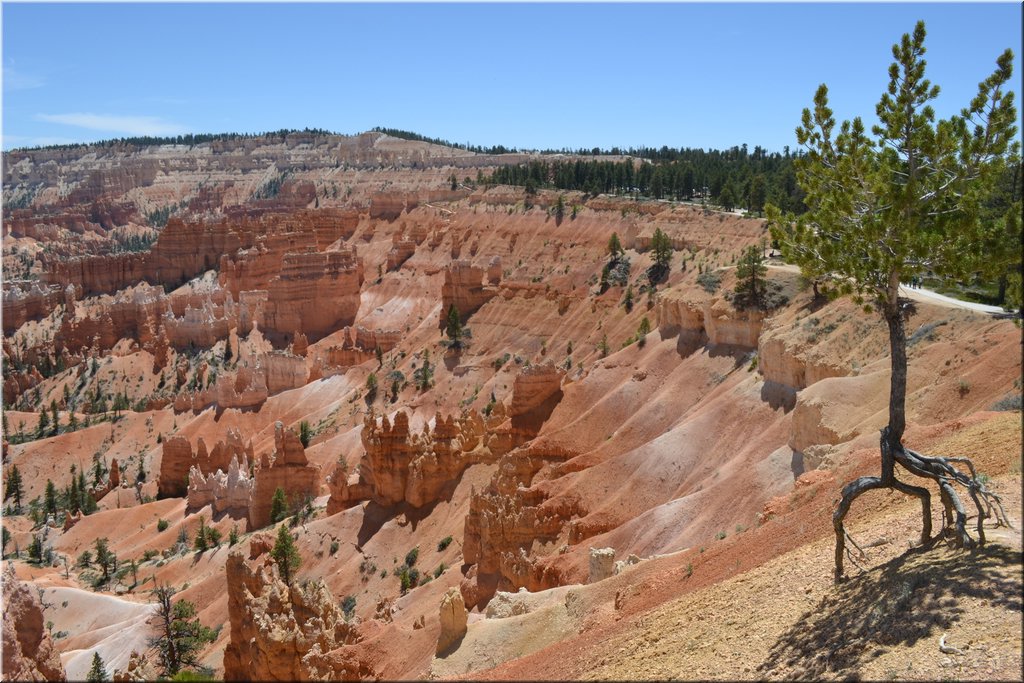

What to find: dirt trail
left=767, top=263, right=1007, bottom=314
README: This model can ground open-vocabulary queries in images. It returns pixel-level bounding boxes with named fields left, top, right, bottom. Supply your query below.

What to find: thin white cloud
left=3, top=66, right=44, bottom=90
left=36, top=112, right=186, bottom=136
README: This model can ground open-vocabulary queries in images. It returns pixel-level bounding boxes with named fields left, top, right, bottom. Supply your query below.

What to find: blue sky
left=3, top=2, right=1022, bottom=152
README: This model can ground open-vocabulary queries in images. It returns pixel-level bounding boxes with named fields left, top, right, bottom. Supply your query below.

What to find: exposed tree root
left=832, top=426, right=1012, bottom=582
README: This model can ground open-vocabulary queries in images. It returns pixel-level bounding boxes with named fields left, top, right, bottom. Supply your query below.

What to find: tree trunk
left=831, top=290, right=1009, bottom=581
left=883, top=300, right=907, bottom=455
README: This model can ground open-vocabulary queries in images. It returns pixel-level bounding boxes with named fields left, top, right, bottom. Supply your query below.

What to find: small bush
left=434, top=563, right=447, bottom=579
left=991, top=393, right=1022, bottom=411
left=716, top=530, right=727, bottom=540
left=908, top=319, right=948, bottom=347
left=404, top=547, right=419, bottom=567
left=697, top=270, right=722, bottom=293
left=341, top=594, right=356, bottom=620
left=437, top=536, right=453, bottom=551
left=157, top=519, right=169, bottom=532
left=330, top=540, right=340, bottom=555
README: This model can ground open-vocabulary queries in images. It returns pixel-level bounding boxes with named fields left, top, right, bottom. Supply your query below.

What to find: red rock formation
left=1, top=282, right=64, bottom=334
left=213, top=366, right=270, bottom=410
left=386, top=231, right=417, bottom=270
left=290, top=332, right=309, bottom=357
left=439, top=260, right=498, bottom=325
left=1, top=563, right=67, bottom=681
left=329, top=410, right=499, bottom=512
left=262, top=351, right=309, bottom=395
left=461, top=444, right=577, bottom=608
left=369, top=192, right=407, bottom=221
left=352, top=326, right=402, bottom=355
left=247, top=422, right=319, bottom=530
left=55, top=283, right=165, bottom=354
left=42, top=207, right=357, bottom=299
left=509, top=364, right=565, bottom=447
left=314, top=326, right=401, bottom=376
left=1, top=365, right=44, bottom=407
left=187, top=454, right=254, bottom=519
left=109, top=457, right=121, bottom=489
left=655, top=282, right=764, bottom=350
left=260, top=248, right=363, bottom=343
left=436, top=588, right=468, bottom=655
left=223, top=543, right=376, bottom=681
left=158, top=429, right=252, bottom=498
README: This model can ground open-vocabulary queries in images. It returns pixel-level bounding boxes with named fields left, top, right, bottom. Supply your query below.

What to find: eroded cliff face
left=223, top=542, right=376, bottom=681
left=1, top=563, right=67, bottom=682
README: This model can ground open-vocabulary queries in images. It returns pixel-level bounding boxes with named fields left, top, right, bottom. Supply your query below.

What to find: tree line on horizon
left=482, top=146, right=810, bottom=214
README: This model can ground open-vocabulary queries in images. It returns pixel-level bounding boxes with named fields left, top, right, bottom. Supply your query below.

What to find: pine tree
left=194, top=517, right=208, bottom=552
left=93, top=458, right=104, bottom=487
left=271, top=523, right=301, bottom=586
left=766, top=21, right=1017, bottom=580
left=607, top=232, right=623, bottom=257
left=636, top=317, right=652, bottom=348
left=86, top=651, right=110, bottom=683
left=67, top=469, right=81, bottom=515
left=733, top=245, right=767, bottom=309
left=93, top=537, right=115, bottom=582
left=414, top=349, right=434, bottom=391
left=150, top=584, right=216, bottom=677
left=365, top=373, right=378, bottom=404
left=445, top=304, right=464, bottom=349
left=37, top=410, right=50, bottom=438
left=299, top=420, right=312, bottom=448
left=270, top=487, right=288, bottom=524
left=28, top=534, right=44, bottom=563
left=718, top=183, right=737, bottom=211
left=44, top=480, right=58, bottom=517
left=650, top=228, right=673, bottom=270
left=4, top=464, right=24, bottom=512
